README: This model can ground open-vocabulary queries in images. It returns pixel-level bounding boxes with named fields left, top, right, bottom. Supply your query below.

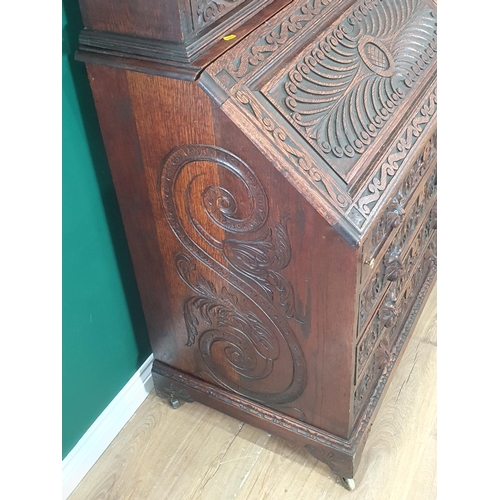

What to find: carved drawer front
left=353, top=229, right=436, bottom=420
left=358, top=164, right=437, bottom=333
left=361, top=132, right=437, bottom=285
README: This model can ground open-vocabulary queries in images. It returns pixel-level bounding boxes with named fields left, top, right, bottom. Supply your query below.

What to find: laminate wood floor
left=70, top=285, right=437, bottom=500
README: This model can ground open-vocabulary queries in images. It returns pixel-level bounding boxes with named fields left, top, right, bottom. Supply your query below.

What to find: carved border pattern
left=191, top=0, right=244, bottom=30
left=355, top=87, right=437, bottom=217
left=234, top=90, right=350, bottom=210
left=366, top=134, right=436, bottom=259
left=161, top=145, right=307, bottom=405
left=228, top=0, right=334, bottom=79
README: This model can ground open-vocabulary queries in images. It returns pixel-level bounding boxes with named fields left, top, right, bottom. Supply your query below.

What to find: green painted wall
left=62, top=1, right=152, bottom=459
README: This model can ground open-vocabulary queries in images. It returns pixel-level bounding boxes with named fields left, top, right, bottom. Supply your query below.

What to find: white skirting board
left=62, top=354, right=154, bottom=499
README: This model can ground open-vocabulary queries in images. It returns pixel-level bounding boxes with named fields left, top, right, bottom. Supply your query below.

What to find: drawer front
left=358, top=167, right=437, bottom=333
left=361, top=131, right=437, bottom=284
left=353, top=225, right=436, bottom=420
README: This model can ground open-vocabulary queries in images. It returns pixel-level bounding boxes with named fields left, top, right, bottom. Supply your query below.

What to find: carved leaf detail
left=223, top=231, right=275, bottom=299
left=223, top=216, right=303, bottom=322
left=268, top=271, right=303, bottom=323
left=193, top=0, right=243, bottom=29
left=177, top=253, right=280, bottom=355
left=386, top=191, right=405, bottom=229
left=384, top=245, right=402, bottom=282
left=380, top=290, right=397, bottom=329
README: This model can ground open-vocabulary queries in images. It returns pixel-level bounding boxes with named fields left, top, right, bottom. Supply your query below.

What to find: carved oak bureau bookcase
left=76, top=0, right=437, bottom=489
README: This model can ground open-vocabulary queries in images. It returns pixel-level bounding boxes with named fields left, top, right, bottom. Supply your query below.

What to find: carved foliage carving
left=385, top=191, right=405, bottom=230
left=229, top=0, right=334, bottom=79
left=359, top=271, right=382, bottom=328
left=383, top=245, right=402, bottom=282
left=223, top=216, right=303, bottom=322
left=273, top=0, right=436, bottom=167
left=366, top=133, right=436, bottom=258
left=161, top=145, right=306, bottom=405
left=356, top=90, right=437, bottom=216
left=355, top=231, right=436, bottom=415
left=356, top=315, right=380, bottom=381
left=370, top=190, right=404, bottom=251
left=191, top=0, right=245, bottom=30
left=359, top=179, right=436, bottom=328
left=380, top=290, right=397, bottom=329
left=176, top=252, right=279, bottom=381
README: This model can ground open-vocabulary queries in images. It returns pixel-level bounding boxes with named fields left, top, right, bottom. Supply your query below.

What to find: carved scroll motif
left=191, top=0, right=244, bottom=30
left=161, top=145, right=306, bottom=405
left=229, top=0, right=334, bottom=79
left=274, top=0, right=436, bottom=166
left=356, top=89, right=437, bottom=216
left=366, top=134, right=436, bottom=257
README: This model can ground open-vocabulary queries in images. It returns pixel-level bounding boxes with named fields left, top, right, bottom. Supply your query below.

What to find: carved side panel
left=161, top=145, right=307, bottom=406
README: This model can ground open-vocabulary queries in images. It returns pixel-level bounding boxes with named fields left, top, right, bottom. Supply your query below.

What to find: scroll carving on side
left=161, top=145, right=307, bottom=405
left=355, top=89, right=437, bottom=217
left=222, top=215, right=303, bottom=323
